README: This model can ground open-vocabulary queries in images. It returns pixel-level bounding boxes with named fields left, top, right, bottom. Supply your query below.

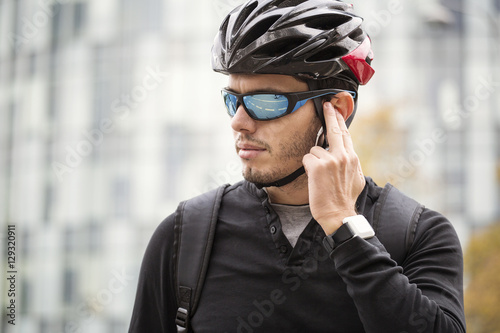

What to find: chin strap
left=253, top=166, right=306, bottom=189
left=252, top=125, right=328, bottom=189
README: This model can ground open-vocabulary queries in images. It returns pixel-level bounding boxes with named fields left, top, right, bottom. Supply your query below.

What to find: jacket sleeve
left=128, top=214, right=177, bottom=333
left=332, top=208, right=466, bottom=333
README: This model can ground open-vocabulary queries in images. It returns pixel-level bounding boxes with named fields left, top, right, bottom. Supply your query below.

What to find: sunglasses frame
left=221, top=88, right=356, bottom=121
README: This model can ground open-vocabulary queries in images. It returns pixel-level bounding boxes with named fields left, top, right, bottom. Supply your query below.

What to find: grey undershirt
left=270, top=203, right=312, bottom=247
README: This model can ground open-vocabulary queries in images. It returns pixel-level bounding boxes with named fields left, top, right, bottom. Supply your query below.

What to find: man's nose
left=230, top=104, right=257, bottom=134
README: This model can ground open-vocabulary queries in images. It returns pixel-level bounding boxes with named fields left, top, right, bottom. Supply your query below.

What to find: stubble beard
left=240, top=118, right=320, bottom=186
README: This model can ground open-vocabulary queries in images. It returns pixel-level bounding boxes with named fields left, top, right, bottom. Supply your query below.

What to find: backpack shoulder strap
left=372, top=183, right=425, bottom=265
left=173, top=184, right=229, bottom=333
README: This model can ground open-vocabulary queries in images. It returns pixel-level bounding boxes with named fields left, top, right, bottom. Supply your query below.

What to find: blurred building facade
left=1, top=1, right=235, bottom=332
left=0, top=0, right=498, bottom=332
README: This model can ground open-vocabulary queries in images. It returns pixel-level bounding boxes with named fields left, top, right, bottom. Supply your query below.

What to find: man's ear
left=330, top=91, right=354, bottom=121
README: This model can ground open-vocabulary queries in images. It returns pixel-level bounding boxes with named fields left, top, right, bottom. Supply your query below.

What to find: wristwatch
left=322, top=215, right=375, bottom=256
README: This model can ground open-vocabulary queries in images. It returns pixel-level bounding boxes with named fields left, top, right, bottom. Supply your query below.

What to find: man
left=129, top=1, right=466, bottom=332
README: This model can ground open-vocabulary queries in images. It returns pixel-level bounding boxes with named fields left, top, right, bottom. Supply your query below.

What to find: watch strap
left=332, top=222, right=355, bottom=245
left=322, top=223, right=355, bottom=255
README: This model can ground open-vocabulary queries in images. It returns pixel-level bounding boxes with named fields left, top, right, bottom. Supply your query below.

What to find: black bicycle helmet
left=212, top=0, right=374, bottom=188
left=212, top=0, right=374, bottom=84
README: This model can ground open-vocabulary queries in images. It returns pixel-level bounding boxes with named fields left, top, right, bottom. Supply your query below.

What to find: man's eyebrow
left=223, top=86, right=288, bottom=94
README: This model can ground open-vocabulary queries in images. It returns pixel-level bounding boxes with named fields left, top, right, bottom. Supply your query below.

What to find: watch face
left=345, top=215, right=375, bottom=239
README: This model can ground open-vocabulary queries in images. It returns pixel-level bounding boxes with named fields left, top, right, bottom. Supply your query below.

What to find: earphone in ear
left=315, top=127, right=324, bottom=146
left=314, top=127, right=329, bottom=150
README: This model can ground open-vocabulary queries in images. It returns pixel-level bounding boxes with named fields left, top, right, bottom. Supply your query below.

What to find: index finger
left=335, top=104, right=355, bottom=152
left=323, top=101, right=345, bottom=150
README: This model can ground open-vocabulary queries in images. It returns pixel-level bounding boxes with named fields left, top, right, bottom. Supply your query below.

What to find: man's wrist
left=320, top=210, right=358, bottom=235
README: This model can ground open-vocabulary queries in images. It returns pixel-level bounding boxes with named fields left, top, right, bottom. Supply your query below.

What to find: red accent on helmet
left=341, top=37, right=375, bottom=85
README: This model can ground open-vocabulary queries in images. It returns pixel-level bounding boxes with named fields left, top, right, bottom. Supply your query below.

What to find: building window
left=444, top=130, right=465, bottom=213
left=21, top=230, right=30, bottom=258
left=43, top=184, right=53, bottom=224
left=73, top=2, right=87, bottom=36
left=62, top=269, right=77, bottom=305
left=63, top=226, right=76, bottom=252
left=50, top=3, right=63, bottom=50
left=20, top=279, right=30, bottom=315
left=87, top=220, right=102, bottom=253
left=164, top=125, right=188, bottom=200
left=113, top=178, right=130, bottom=219
left=142, top=0, right=163, bottom=32
left=29, top=52, right=37, bottom=76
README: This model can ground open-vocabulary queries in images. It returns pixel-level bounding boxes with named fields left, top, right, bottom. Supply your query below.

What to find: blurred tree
left=350, top=104, right=407, bottom=186
left=496, top=159, right=500, bottom=184
left=464, top=222, right=500, bottom=333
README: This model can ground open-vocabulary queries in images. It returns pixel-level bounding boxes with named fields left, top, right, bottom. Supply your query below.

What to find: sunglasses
left=221, top=88, right=356, bottom=121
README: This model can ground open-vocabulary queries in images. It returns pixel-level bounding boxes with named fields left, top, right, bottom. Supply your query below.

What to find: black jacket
left=129, top=178, right=466, bottom=332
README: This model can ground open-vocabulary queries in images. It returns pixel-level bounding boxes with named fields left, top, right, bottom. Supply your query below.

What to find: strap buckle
left=175, top=307, right=189, bottom=332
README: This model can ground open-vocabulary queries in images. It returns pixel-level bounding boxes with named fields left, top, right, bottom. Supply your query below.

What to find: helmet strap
left=253, top=166, right=306, bottom=189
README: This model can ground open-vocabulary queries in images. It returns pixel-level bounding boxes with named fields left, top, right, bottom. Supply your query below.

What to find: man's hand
left=302, top=101, right=365, bottom=235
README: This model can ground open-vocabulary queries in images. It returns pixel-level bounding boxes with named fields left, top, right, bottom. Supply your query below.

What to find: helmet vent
left=306, top=45, right=348, bottom=62
left=305, top=14, right=352, bottom=30
left=219, top=16, right=230, bottom=47
left=233, top=1, right=259, bottom=34
left=349, top=27, right=364, bottom=40
left=253, top=37, right=308, bottom=59
left=276, top=0, right=307, bottom=8
left=238, top=15, right=282, bottom=49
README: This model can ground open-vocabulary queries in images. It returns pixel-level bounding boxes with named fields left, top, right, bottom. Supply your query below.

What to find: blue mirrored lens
left=243, top=94, right=289, bottom=120
left=222, top=91, right=238, bottom=116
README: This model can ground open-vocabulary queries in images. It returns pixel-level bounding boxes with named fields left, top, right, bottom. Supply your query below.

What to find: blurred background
left=0, top=0, right=499, bottom=332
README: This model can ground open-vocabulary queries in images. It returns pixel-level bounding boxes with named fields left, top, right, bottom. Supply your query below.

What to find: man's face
left=227, top=74, right=321, bottom=185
